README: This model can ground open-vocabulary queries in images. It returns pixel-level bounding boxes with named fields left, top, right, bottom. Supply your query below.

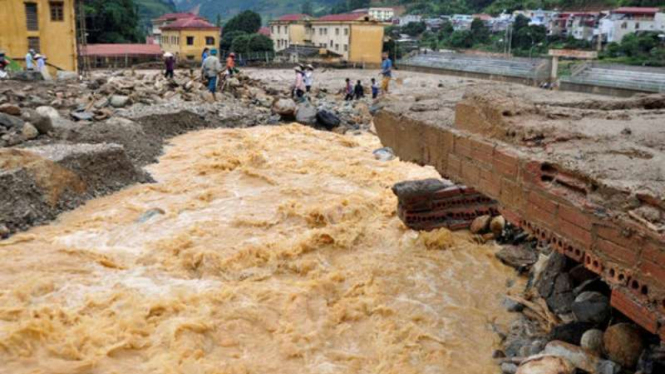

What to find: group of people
left=292, top=64, right=314, bottom=100
left=25, top=49, right=47, bottom=72
left=343, top=52, right=392, bottom=101
left=163, top=48, right=238, bottom=100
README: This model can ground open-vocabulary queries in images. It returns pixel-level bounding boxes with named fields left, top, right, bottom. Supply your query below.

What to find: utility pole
left=75, top=0, right=90, bottom=76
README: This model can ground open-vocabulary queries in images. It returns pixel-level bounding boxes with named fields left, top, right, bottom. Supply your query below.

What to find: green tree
left=470, top=18, right=490, bottom=44
left=224, top=10, right=261, bottom=35
left=301, top=0, right=313, bottom=15
left=231, top=33, right=274, bottom=54
left=221, top=30, right=247, bottom=51
left=84, top=0, right=141, bottom=43
left=447, top=30, right=475, bottom=48
left=403, top=21, right=427, bottom=37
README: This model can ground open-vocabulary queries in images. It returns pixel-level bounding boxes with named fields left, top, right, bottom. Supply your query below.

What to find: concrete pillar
left=551, top=56, right=559, bottom=81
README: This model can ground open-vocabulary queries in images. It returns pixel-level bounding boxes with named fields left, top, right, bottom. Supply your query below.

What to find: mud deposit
left=0, top=125, right=518, bottom=373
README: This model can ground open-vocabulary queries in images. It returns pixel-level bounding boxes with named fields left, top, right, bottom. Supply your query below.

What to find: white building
left=598, top=7, right=664, bottom=43
left=398, top=14, right=422, bottom=26
left=368, top=7, right=395, bottom=22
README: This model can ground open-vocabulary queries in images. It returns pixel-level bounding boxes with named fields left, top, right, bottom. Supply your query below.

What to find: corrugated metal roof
left=82, top=44, right=163, bottom=57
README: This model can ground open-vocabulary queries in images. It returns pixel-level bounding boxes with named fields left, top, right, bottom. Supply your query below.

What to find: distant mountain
left=172, top=0, right=340, bottom=22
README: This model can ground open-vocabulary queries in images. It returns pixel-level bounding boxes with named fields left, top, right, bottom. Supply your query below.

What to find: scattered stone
left=470, top=215, right=492, bottom=234
left=571, top=291, right=609, bottom=324
left=392, top=178, right=448, bottom=200
left=501, top=362, right=518, bottom=374
left=36, top=106, right=60, bottom=120
left=295, top=102, right=317, bottom=125
left=580, top=329, right=604, bottom=355
left=490, top=215, right=506, bottom=236
left=0, top=104, right=21, bottom=116
left=110, top=95, right=130, bottom=108
left=71, top=110, right=94, bottom=122
left=373, top=147, right=395, bottom=161
left=516, top=355, right=575, bottom=374
left=0, top=224, right=9, bottom=238
left=316, top=109, right=341, bottom=130
left=502, top=296, right=525, bottom=312
left=0, top=112, right=25, bottom=129
left=495, top=245, right=538, bottom=269
left=56, top=71, right=78, bottom=81
left=604, top=323, right=644, bottom=369
left=536, top=252, right=574, bottom=314
left=544, top=340, right=620, bottom=374
left=273, top=98, right=297, bottom=116
left=21, top=122, right=39, bottom=140
left=548, top=322, right=594, bottom=345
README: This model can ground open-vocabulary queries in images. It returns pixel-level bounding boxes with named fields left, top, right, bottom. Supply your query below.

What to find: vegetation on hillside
left=84, top=0, right=143, bottom=43
left=135, top=0, right=177, bottom=34
left=221, top=11, right=275, bottom=55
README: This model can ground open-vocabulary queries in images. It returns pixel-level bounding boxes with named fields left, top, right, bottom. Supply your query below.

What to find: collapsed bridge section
left=374, top=87, right=665, bottom=340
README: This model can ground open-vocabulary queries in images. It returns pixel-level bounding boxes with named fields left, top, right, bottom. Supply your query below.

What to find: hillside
left=172, top=0, right=340, bottom=22
left=136, top=0, right=177, bottom=32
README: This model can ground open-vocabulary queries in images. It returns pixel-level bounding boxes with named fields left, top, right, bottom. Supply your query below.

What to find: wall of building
left=161, top=29, right=218, bottom=62
left=0, top=0, right=77, bottom=73
left=288, top=24, right=308, bottom=46
left=349, top=24, right=384, bottom=64
left=311, top=23, right=351, bottom=58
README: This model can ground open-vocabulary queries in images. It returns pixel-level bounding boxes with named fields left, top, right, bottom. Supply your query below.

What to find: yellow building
left=160, top=17, right=220, bottom=62
left=0, top=0, right=78, bottom=73
left=270, top=13, right=386, bottom=65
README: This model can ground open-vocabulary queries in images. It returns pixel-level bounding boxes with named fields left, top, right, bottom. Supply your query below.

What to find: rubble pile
left=493, top=233, right=665, bottom=374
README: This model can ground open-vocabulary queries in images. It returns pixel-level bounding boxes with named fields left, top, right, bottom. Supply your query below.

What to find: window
left=187, top=55, right=195, bottom=61
left=635, top=22, right=640, bottom=29
left=27, top=37, right=40, bottom=53
left=319, top=28, right=323, bottom=35
left=330, top=39, right=333, bottom=47
left=344, top=28, right=348, bottom=36
left=49, top=2, right=64, bottom=21
left=187, top=36, right=194, bottom=45
left=206, top=37, right=215, bottom=45
left=335, top=28, right=339, bottom=35
left=344, top=44, right=348, bottom=52
left=278, top=26, right=281, bottom=33
left=25, top=3, right=38, bottom=31
left=335, top=43, right=339, bottom=50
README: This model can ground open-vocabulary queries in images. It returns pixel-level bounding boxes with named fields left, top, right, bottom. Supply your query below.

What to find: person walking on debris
left=0, top=52, right=9, bottom=79
left=36, top=54, right=46, bottom=72
left=344, top=78, right=354, bottom=101
left=293, top=66, right=306, bottom=101
left=202, top=48, right=210, bottom=63
left=371, top=78, right=379, bottom=99
left=202, top=49, right=224, bottom=99
left=226, top=53, right=237, bottom=77
left=304, top=64, right=314, bottom=93
left=25, top=49, right=35, bottom=71
left=354, top=80, right=364, bottom=100
left=164, top=52, right=175, bottom=79
left=380, top=52, right=392, bottom=95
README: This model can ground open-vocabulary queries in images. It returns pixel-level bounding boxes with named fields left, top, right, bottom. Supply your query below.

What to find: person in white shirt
left=25, top=49, right=35, bottom=71
left=304, top=64, right=314, bottom=93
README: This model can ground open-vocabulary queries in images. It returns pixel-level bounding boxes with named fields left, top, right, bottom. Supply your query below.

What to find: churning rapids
left=0, top=124, right=519, bottom=374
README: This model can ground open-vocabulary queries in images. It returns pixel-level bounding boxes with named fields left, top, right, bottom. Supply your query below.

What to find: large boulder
left=316, top=109, right=341, bottom=130
left=295, top=102, right=317, bottom=126
left=36, top=106, right=60, bottom=120
left=496, top=245, right=538, bottom=270
left=21, top=123, right=39, bottom=140
left=604, top=323, right=644, bottom=369
left=0, top=113, right=24, bottom=129
left=273, top=98, right=297, bottom=116
left=571, top=291, right=609, bottom=324
left=21, top=108, right=54, bottom=134
left=536, top=252, right=574, bottom=314
left=110, top=95, right=130, bottom=108
left=580, top=329, right=604, bottom=355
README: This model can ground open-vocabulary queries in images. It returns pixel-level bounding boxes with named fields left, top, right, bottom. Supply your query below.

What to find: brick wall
left=375, top=110, right=665, bottom=339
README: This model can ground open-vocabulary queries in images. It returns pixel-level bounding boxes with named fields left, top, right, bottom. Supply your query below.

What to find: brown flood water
left=0, top=124, right=519, bottom=374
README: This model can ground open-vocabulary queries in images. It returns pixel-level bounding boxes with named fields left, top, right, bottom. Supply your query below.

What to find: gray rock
left=502, top=296, right=525, bottom=312
left=572, top=291, right=609, bottom=324
left=501, top=362, right=518, bottom=374
left=295, top=102, right=317, bottom=125
left=137, top=208, right=165, bottom=223
left=71, top=110, right=94, bottom=121
left=21, top=122, right=39, bottom=140
left=496, top=245, right=538, bottom=269
left=0, top=112, right=25, bottom=129
left=110, top=95, right=130, bottom=108
left=580, top=329, right=604, bottom=355
left=273, top=98, right=297, bottom=116
left=544, top=340, right=620, bottom=374
left=548, top=322, right=594, bottom=345
left=36, top=106, right=60, bottom=119
left=56, top=71, right=78, bottom=81
left=373, top=147, right=395, bottom=161
left=516, top=355, right=575, bottom=374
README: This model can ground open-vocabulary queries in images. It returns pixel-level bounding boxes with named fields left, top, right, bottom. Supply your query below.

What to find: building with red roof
left=159, top=15, right=220, bottom=62
left=269, top=11, right=385, bottom=65
left=599, top=7, right=665, bottom=42
left=81, top=44, right=163, bottom=68
left=151, top=12, right=200, bottom=45
left=258, top=27, right=271, bottom=37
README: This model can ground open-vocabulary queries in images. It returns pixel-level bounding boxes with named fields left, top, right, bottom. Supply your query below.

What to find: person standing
left=380, top=52, right=392, bottom=95
left=371, top=78, right=379, bottom=99
left=304, top=64, right=314, bottom=93
left=164, top=52, right=175, bottom=79
left=0, top=52, right=9, bottom=79
left=344, top=78, right=354, bottom=101
left=293, top=66, right=306, bottom=100
left=226, top=53, right=236, bottom=77
left=202, top=50, right=223, bottom=99
left=36, top=54, right=46, bottom=71
left=25, top=49, right=35, bottom=71
left=354, top=80, right=364, bottom=100
left=202, top=48, right=210, bottom=62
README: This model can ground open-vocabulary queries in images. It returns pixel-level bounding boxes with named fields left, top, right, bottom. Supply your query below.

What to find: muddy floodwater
left=0, top=125, right=519, bottom=374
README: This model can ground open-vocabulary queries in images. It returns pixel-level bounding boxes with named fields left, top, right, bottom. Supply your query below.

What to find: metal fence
left=562, top=63, right=665, bottom=93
